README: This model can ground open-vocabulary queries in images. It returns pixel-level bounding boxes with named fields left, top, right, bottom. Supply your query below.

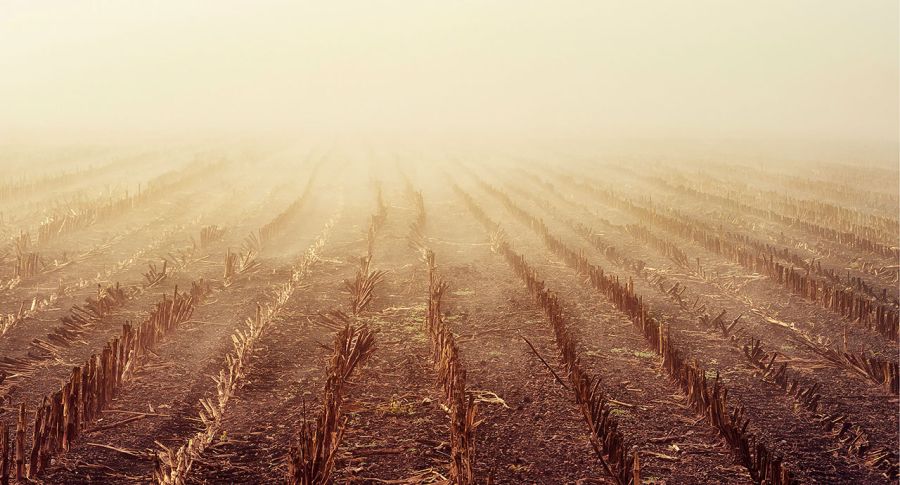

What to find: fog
left=1, top=1, right=897, bottom=155
left=1, top=4, right=900, bottom=483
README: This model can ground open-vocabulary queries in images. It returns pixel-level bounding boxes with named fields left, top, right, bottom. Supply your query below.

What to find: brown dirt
left=1, top=156, right=895, bottom=484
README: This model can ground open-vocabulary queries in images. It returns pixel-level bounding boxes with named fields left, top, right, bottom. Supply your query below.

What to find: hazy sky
left=1, top=1, right=897, bottom=144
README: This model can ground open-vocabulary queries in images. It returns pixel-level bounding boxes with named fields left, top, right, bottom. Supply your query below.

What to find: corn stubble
left=424, top=250, right=476, bottom=484
left=286, top=321, right=375, bottom=485
left=344, top=257, right=386, bottom=316
left=458, top=182, right=797, bottom=484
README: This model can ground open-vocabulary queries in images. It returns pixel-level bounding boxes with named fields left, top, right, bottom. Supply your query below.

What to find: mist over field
left=0, top=2, right=898, bottom=484
left=2, top=1, right=898, bottom=151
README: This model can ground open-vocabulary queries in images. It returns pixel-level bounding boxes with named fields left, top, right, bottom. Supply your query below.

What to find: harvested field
left=3, top=3, right=897, bottom=483
left=0, top=151, right=895, bottom=484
